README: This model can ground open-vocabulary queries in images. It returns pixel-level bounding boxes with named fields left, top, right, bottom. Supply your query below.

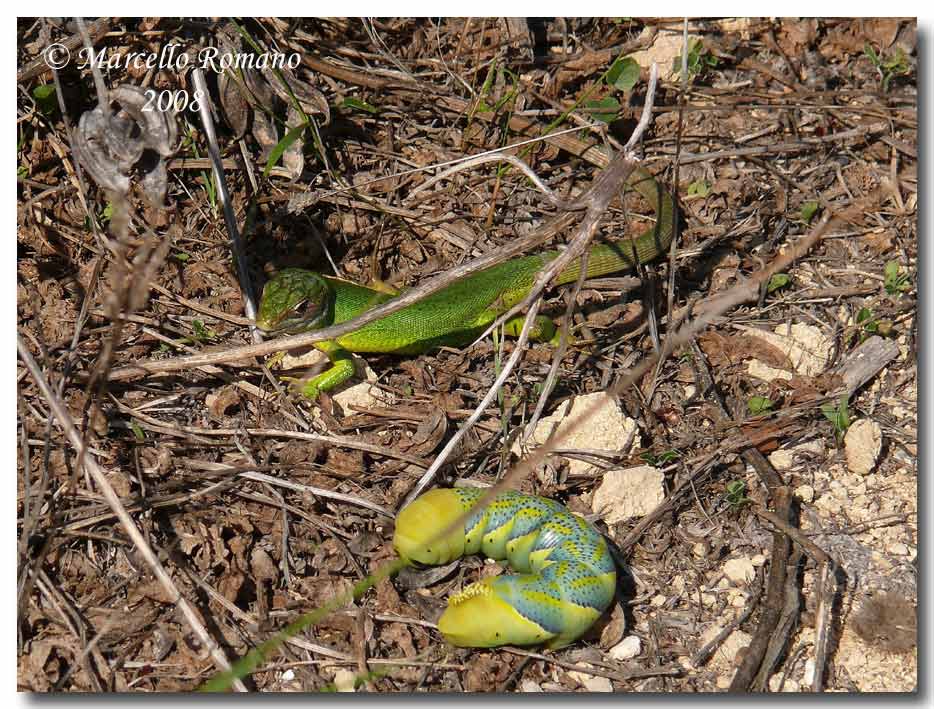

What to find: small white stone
left=582, top=676, right=613, bottom=692
left=608, top=635, right=642, bottom=661
left=795, top=484, right=815, bottom=503
left=769, top=440, right=825, bottom=471
left=747, top=359, right=793, bottom=383
left=280, top=669, right=295, bottom=681
left=888, top=542, right=909, bottom=555
left=592, top=465, right=664, bottom=524
left=651, top=594, right=667, bottom=607
left=332, top=669, right=357, bottom=692
left=630, top=29, right=703, bottom=81
left=280, top=347, right=329, bottom=370
left=739, top=322, right=833, bottom=378
left=567, top=666, right=613, bottom=692
left=844, top=419, right=883, bottom=475
left=723, top=557, right=756, bottom=585
left=716, top=675, right=732, bottom=689
left=520, top=680, right=543, bottom=692
left=516, top=392, right=640, bottom=477
left=683, top=384, right=697, bottom=398
left=331, top=378, right=389, bottom=412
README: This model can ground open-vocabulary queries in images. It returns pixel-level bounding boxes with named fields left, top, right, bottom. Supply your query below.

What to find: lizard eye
left=292, top=299, right=320, bottom=319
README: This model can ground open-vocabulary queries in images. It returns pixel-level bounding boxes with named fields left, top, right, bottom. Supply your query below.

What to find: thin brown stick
left=728, top=486, right=793, bottom=692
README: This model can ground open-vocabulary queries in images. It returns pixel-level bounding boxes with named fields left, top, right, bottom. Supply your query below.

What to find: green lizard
left=255, top=166, right=675, bottom=400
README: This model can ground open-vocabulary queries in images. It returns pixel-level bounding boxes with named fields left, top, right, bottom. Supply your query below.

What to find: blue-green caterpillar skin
left=393, top=488, right=617, bottom=649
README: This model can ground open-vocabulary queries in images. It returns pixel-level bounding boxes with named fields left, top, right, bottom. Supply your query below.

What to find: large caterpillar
left=393, top=488, right=617, bottom=649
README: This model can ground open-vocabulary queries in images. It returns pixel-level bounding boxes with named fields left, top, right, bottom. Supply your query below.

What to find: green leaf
left=767, top=273, right=791, bottom=293
left=584, top=96, right=620, bottom=123
left=674, top=39, right=718, bottom=80
left=606, top=56, right=641, bottom=92
left=263, top=121, right=308, bottom=178
left=341, top=97, right=379, bottom=114
left=821, top=395, right=851, bottom=440
left=747, top=396, right=774, bottom=415
left=883, top=260, right=911, bottom=295
left=654, top=449, right=680, bottom=464
left=725, top=480, right=749, bottom=509
left=687, top=179, right=710, bottom=197
left=800, top=200, right=820, bottom=223
left=863, top=42, right=881, bottom=68
left=856, top=306, right=879, bottom=335
left=129, top=421, right=145, bottom=441
left=32, top=83, right=58, bottom=114
left=173, top=251, right=190, bottom=262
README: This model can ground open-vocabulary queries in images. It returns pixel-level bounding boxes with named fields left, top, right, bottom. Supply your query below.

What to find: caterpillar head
left=393, top=489, right=467, bottom=565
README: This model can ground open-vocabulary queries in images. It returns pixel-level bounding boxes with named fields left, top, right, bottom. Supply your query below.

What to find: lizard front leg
left=283, top=340, right=356, bottom=401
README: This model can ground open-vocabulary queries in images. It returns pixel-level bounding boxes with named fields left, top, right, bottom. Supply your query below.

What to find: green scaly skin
left=255, top=167, right=675, bottom=400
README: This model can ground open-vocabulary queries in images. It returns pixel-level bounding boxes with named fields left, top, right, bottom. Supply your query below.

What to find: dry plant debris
left=17, top=17, right=916, bottom=693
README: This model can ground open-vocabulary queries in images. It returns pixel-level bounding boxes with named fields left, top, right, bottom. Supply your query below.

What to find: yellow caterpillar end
left=438, top=580, right=554, bottom=647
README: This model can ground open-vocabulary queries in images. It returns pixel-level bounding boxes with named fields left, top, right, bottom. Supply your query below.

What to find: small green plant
left=853, top=307, right=894, bottom=343
left=32, top=83, right=58, bottom=115
left=864, top=42, right=911, bottom=92
left=883, top=260, right=911, bottom=296
left=192, top=319, right=216, bottom=343
left=583, top=54, right=642, bottom=124
left=641, top=449, right=680, bottom=466
left=856, top=306, right=878, bottom=335
left=747, top=396, right=774, bottom=415
left=183, top=128, right=217, bottom=210
left=674, top=38, right=718, bottom=80
left=800, top=200, right=820, bottom=223
left=263, top=121, right=308, bottom=179
left=584, top=96, right=621, bottom=124
left=129, top=421, right=145, bottom=441
left=474, top=61, right=519, bottom=114
left=725, top=480, right=750, bottom=510
left=767, top=273, right=791, bottom=294
left=821, top=394, right=851, bottom=442
left=687, top=179, right=710, bottom=198
left=341, top=96, right=380, bottom=114
left=605, top=55, right=641, bottom=92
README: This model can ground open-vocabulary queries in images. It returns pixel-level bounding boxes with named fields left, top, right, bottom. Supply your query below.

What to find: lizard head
left=256, top=269, right=334, bottom=334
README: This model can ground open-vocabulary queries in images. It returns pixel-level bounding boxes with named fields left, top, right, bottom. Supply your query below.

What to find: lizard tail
left=554, top=166, right=676, bottom=286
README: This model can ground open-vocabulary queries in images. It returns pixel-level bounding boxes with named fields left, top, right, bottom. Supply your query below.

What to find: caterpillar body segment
left=393, top=488, right=617, bottom=649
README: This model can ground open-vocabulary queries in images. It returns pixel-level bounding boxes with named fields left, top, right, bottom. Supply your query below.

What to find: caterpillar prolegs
left=393, top=488, right=617, bottom=649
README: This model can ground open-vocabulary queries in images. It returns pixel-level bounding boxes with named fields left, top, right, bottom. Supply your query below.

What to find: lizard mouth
left=258, top=299, right=327, bottom=335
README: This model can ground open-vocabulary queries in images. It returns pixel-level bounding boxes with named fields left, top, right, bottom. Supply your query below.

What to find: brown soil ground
left=16, top=18, right=916, bottom=692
